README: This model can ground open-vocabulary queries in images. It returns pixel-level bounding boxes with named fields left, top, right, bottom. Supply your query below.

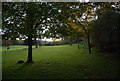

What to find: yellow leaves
left=65, top=3, right=96, bottom=37
left=83, top=7, right=96, bottom=21
left=104, top=2, right=112, bottom=8
left=68, top=17, right=72, bottom=22
left=72, top=12, right=76, bottom=15
left=66, top=18, right=86, bottom=36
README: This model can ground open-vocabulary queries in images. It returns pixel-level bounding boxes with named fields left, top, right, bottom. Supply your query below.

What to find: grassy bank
left=2, top=44, right=119, bottom=79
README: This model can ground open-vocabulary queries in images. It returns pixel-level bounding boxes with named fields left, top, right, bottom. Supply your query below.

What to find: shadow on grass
left=15, top=62, right=34, bottom=72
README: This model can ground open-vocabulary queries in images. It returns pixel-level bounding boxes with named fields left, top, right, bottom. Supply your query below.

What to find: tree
left=64, top=2, right=97, bottom=53
left=46, top=2, right=98, bottom=53
left=2, top=2, right=56, bottom=63
left=91, top=2, right=120, bottom=53
left=2, top=2, right=78, bottom=63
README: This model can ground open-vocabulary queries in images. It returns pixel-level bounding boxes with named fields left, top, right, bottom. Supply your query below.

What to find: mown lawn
left=2, top=43, right=120, bottom=79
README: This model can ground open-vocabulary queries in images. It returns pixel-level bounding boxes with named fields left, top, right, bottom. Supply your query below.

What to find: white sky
left=77, top=0, right=89, bottom=2
left=0, top=29, right=3, bottom=35
left=16, top=37, right=62, bottom=42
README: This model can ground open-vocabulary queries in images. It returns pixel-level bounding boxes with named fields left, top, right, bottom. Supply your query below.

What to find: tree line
left=2, top=2, right=120, bottom=63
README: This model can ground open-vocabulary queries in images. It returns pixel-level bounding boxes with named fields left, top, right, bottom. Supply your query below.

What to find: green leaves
left=2, top=2, right=98, bottom=40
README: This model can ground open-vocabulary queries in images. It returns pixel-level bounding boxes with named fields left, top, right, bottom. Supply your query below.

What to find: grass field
left=2, top=43, right=120, bottom=79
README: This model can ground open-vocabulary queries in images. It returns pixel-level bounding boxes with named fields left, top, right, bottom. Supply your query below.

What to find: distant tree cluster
left=3, top=40, right=12, bottom=49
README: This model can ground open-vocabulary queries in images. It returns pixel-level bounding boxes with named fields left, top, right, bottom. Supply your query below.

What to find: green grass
left=2, top=44, right=119, bottom=79
left=1, top=45, right=37, bottom=51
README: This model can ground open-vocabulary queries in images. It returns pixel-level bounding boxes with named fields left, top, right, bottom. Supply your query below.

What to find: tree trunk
left=36, top=44, right=38, bottom=48
left=26, top=35, right=33, bottom=63
left=77, top=37, right=80, bottom=50
left=70, top=38, right=72, bottom=45
left=87, top=34, right=91, bottom=53
left=78, top=43, right=79, bottom=50
left=35, top=38, right=38, bottom=48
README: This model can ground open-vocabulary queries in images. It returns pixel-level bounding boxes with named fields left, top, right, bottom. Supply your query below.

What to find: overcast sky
left=0, top=0, right=119, bottom=2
